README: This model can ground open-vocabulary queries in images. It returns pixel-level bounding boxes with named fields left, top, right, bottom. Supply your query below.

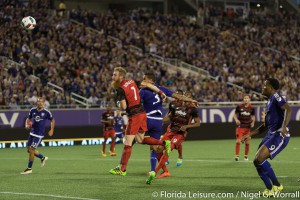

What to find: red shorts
left=103, top=129, right=115, bottom=139
left=161, top=131, right=186, bottom=149
left=236, top=127, right=250, bottom=140
left=125, top=113, right=147, bottom=135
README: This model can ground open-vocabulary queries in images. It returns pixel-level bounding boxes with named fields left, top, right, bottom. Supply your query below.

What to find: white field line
left=0, top=192, right=100, bottom=200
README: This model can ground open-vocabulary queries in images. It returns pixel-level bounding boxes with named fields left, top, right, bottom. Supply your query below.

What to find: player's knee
left=236, top=139, right=241, bottom=144
left=253, top=158, right=262, bottom=167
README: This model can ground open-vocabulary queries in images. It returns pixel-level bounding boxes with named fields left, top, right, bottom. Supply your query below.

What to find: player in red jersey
left=164, top=90, right=184, bottom=166
left=233, top=94, right=255, bottom=161
left=146, top=95, right=201, bottom=184
left=109, top=67, right=171, bottom=176
left=101, top=104, right=116, bottom=157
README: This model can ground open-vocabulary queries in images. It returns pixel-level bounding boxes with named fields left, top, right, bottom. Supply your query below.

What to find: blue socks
left=255, top=160, right=280, bottom=189
left=28, top=161, right=33, bottom=168
left=35, top=153, right=44, bottom=159
left=260, top=160, right=280, bottom=186
left=150, top=151, right=157, bottom=171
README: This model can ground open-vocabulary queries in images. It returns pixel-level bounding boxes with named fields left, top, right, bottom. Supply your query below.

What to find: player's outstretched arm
left=48, top=119, right=55, bottom=136
left=180, top=117, right=201, bottom=131
left=140, top=81, right=167, bottom=101
left=280, top=103, right=292, bottom=136
left=172, top=93, right=197, bottom=104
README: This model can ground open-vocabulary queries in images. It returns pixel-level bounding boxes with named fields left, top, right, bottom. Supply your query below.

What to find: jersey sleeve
left=251, top=106, right=255, bottom=115
left=47, top=110, right=53, bottom=120
left=159, top=86, right=173, bottom=97
left=190, top=107, right=199, bottom=118
left=235, top=105, right=240, bottom=113
left=116, top=87, right=126, bottom=101
left=274, top=94, right=286, bottom=107
left=28, top=109, right=33, bottom=119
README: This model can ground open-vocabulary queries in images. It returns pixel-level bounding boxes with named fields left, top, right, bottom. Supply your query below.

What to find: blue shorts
left=145, top=116, right=163, bottom=140
left=259, top=131, right=290, bottom=160
left=115, top=132, right=124, bottom=138
left=27, top=135, right=43, bottom=149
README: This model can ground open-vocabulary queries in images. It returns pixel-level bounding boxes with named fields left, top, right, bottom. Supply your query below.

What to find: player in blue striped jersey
left=242, top=78, right=292, bottom=197
left=21, top=97, right=55, bottom=174
left=140, top=71, right=197, bottom=184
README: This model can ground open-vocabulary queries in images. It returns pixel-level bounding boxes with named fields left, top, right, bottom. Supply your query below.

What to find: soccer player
left=233, top=94, right=255, bottom=161
left=241, top=78, right=292, bottom=197
left=164, top=90, right=184, bottom=167
left=140, top=72, right=197, bottom=176
left=109, top=67, right=171, bottom=176
left=101, top=104, right=116, bottom=157
left=21, top=97, right=55, bottom=174
left=114, top=108, right=125, bottom=144
left=146, top=96, right=201, bottom=184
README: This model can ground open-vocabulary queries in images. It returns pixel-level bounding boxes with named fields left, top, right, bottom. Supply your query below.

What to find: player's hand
left=48, top=129, right=54, bottom=137
left=251, top=122, right=254, bottom=128
left=280, top=127, right=289, bottom=137
left=160, top=92, right=167, bottom=102
left=179, top=126, right=187, bottom=131
left=236, top=120, right=241, bottom=126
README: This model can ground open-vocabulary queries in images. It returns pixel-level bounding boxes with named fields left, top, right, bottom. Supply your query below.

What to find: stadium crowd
left=0, top=0, right=299, bottom=109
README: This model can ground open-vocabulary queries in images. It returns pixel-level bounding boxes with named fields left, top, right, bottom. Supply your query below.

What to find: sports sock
left=235, top=142, right=240, bottom=156
left=155, top=153, right=169, bottom=173
left=150, top=151, right=157, bottom=171
left=121, top=145, right=132, bottom=172
left=261, top=160, right=280, bottom=186
left=255, top=160, right=272, bottom=190
left=142, top=137, right=162, bottom=145
left=28, top=161, right=33, bottom=168
left=177, top=144, right=183, bottom=158
left=110, top=139, right=116, bottom=152
left=35, top=153, right=44, bottom=159
left=245, top=143, right=250, bottom=157
left=102, top=139, right=107, bottom=152
left=156, top=152, right=163, bottom=162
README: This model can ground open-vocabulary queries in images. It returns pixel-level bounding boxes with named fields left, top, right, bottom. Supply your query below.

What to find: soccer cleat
left=262, top=189, right=274, bottom=197
left=164, top=140, right=171, bottom=156
left=109, top=151, right=117, bottom=156
left=235, top=156, right=239, bottom=161
left=176, top=158, right=183, bottom=166
left=146, top=171, right=156, bottom=185
left=157, top=171, right=171, bottom=179
left=109, top=166, right=126, bottom=176
left=20, top=168, right=32, bottom=175
left=273, top=184, right=283, bottom=194
left=244, top=156, right=248, bottom=161
left=102, top=151, right=107, bottom=157
left=41, top=156, right=48, bottom=167
left=165, top=160, right=170, bottom=165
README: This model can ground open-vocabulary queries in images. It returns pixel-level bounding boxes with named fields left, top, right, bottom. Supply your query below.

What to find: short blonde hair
left=114, top=67, right=127, bottom=77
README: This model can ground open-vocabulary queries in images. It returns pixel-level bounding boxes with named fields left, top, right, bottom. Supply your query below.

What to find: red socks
left=177, top=144, right=183, bottom=158
left=235, top=142, right=240, bottom=156
left=245, top=143, right=250, bottom=157
left=121, top=145, right=132, bottom=171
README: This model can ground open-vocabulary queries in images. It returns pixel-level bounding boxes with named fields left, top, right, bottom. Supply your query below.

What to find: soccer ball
left=21, top=16, right=36, bottom=30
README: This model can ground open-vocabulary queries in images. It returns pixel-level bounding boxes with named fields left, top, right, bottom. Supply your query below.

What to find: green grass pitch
left=0, top=138, right=299, bottom=200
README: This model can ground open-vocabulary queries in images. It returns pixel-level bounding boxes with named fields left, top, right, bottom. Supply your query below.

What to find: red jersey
left=235, top=104, right=255, bottom=128
left=169, top=102, right=198, bottom=134
left=116, top=79, right=144, bottom=116
left=102, top=110, right=115, bottom=131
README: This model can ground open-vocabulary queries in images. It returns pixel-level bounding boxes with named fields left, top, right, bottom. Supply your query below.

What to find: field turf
left=0, top=138, right=299, bottom=200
